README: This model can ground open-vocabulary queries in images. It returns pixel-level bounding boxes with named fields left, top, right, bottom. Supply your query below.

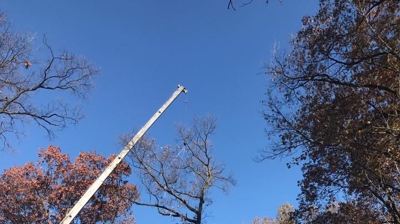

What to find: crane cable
left=162, top=92, right=190, bottom=214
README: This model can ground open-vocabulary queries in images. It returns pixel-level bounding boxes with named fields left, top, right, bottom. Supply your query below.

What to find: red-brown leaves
left=262, top=0, right=400, bottom=222
left=0, top=145, right=138, bottom=223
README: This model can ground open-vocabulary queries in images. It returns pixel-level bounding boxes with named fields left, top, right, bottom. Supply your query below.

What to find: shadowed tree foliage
left=0, top=12, right=99, bottom=149
left=0, top=146, right=138, bottom=223
left=261, top=0, right=400, bottom=223
left=120, top=115, right=236, bottom=224
left=298, top=200, right=382, bottom=224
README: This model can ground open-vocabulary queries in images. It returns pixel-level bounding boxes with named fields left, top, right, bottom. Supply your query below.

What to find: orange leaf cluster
left=0, top=145, right=138, bottom=223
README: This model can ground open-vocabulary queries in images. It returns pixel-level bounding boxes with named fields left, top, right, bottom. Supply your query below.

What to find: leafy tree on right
left=261, top=0, right=400, bottom=223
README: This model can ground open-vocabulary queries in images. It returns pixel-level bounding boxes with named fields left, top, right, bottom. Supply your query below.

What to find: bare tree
left=0, top=12, right=99, bottom=148
left=120, top=115, right=236, bottom=224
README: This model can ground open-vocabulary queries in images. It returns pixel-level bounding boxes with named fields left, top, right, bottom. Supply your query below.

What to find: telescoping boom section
left=60, top=85, right=188, bottom=224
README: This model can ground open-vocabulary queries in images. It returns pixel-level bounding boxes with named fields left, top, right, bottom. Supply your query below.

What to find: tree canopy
left=0, top=146, right=138, bottom=223
left=250, top=203, right=295, bottom=224
left=262, top=0, right=400, bottom=222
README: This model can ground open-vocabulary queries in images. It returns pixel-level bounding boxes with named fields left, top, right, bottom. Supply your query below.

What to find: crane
left=61, top=85, right=188, bottom=224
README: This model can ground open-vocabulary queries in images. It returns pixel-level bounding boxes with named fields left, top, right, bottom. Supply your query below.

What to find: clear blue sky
left=0, top=1, right=318, bottom=223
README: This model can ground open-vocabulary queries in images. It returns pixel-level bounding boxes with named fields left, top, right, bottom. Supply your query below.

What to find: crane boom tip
left=177, top=85, right=188, bottom=93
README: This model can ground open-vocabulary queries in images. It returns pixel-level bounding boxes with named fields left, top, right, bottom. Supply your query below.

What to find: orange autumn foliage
left=0, top=145, right=138, bottom=223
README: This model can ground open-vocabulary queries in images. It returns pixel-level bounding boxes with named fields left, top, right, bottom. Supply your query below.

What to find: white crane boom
left=61, top=85, right=188, bottom=224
